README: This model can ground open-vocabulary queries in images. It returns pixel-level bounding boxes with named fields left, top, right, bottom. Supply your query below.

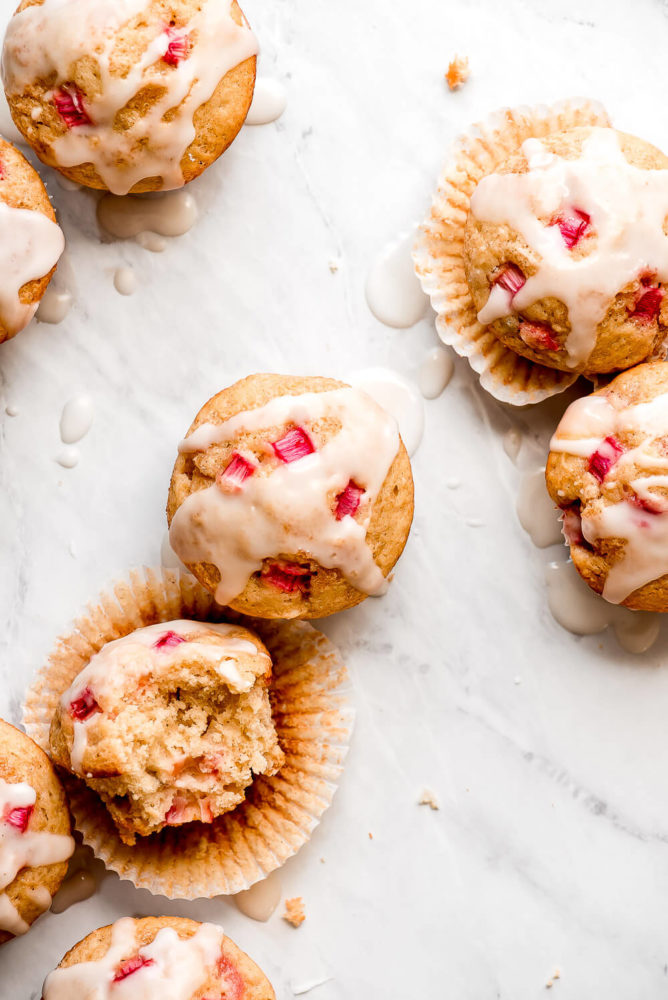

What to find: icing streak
left=42, top=919, right=227, bottom=999
left=0, top=201, right=64, bottom=338
left=2, top=0, right=259, bottom=195
left=472, top=129, right=668, bottom=368
left=550, top=389, right=668, bottom=603
left=170, top=388, right=400, bottom=605
left=0, top=779, right=74, bottom=936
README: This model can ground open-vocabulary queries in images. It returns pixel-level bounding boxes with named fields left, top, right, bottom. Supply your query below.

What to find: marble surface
left=5, top=0, right=668, bottom=996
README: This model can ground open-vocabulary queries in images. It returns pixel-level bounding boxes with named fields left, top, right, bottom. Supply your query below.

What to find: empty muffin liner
left=413, top=97, right=612, bottom=405
left=22, top=567, right=354, bottom=900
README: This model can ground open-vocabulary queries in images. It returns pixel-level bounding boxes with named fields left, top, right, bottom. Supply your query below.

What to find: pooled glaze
left=56, top=446, right=79, bottom=469
left=50, top=868, right=96, bottom=914
left=43, top=918, right=226, bottom=998
left=366, top=232, right=429, bottom=328
left=346, top=369, right=424, bottom=456
left=234, top=870, right=282, bottom=921
left=60, top=394, right=94, bottom=444
left=516, top=468, right=562, bottom=548
left=551, top=389, right=668, bottom=603
left=36, top=287, right=72, bottom=325
left=0, top=778, right=74, bottom=934
left=3, top=0, right=258, bottom=195
left=61, top=620, right=267, bottom=773
left=0, top=200, right=64, bottom=336
left=113, top=266, right=137, bottom=296
left=97, top=190, right=198, bottom=241
left=245, top=77, right=287, bottom=125
left=472, top=128, right=668, bottom=367
left=418, top=346, right=454, bottom=399
left=169, top=387, right=400, bottom=605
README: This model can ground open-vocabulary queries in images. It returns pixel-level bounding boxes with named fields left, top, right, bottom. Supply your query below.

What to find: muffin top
left=167, top=374, right=414, bottom=619
left=0, top=718, right=73, bottom=943
left=2, top=0, right=258, bottom=194
left=0, top=137, right=63, bottom=342
left=546, top=362, right=668, bottom=608
left=465, top=126, right=668, bottom=374
left=42, top=915, right=275, bottom=999
left=49, top=620, right=284, bottom=844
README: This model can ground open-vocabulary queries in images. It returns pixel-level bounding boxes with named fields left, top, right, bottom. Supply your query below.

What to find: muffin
left=42, top=915, right=275, bottom=998
left=167, top=374, right=415, bottom=619
left=49, top=620, right=284, bottom=845
left=464, top=126, right=668, bottom=376
left=546, top=362, right=668, bottom=610
left=0, top=718, right=73, bottom=943
left=2, top=0, right=258, bottom=195
left=0, top=137, right=64, bottom=343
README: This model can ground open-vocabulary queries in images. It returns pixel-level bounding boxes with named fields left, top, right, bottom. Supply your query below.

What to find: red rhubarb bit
left=335, top=480, right=365, bottom=520
left=215, top=954, right=245, bottom=1000
left=588, top=435, right=623, bottom=482
left=3, top=804, right=33, bottom=832
left=628, top=490, right=667, bottom=515
left=271, top=427, right=315, bottom=463
left=153, top=630, right=186, bottom=650
left=52, top=84, right=91, bottom=128
left=630, top=286, right=664, bottom=322
left=262, top=561, right=311, bottom=594
left=217, top=452, right=256, bottom=492
left=162, top=26, right=190, bottom=66
left=165, top=795, right=191, bottom=824
left=561, top=505, right=584, bottom=546
left=113, top=956, right=155, bottom=983
left=518, top=319, right=559, bottom=352
left=69, top=687, right=100, bottom=722
left=551, top=208, right=591, bottom=250
left=494, top=262, right=526, bottom=297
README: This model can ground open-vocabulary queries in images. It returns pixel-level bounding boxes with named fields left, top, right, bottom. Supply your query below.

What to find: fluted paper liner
left=23, top=568, right=354, bottom=899
left=413, top=98, right=612, bottom=405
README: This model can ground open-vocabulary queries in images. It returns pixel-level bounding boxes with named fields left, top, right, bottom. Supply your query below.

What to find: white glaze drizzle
left=97, top=190, right=198, bottom=241
left=2, top=0, right=258, bottom=195
left=36, top=287, right=72, bottom=324
left=417, top=346, right=454, bottom=400
left=0, top=779, right=74, bottom=934
left=516, top=468, right=562, bottom=548
left=245, top=77, right=287, bottom=125
left=169, top=387, right=400, bottom=605
left=0, top=200, right=64, bottom=336
left=60, top=394, right=94, bottom=444
left=551, top=389, right=668, bottom=602
left=472, top=128, right=668, bottom=367
left=114, top=266, right=137, bottom=296
left=234, top=870, right=282, bottom=921
left=365, top=232, right=429, bottom=329
left=346, top=369, right=423, bottom=456
left=62, top=620, right=267, bottom=774
left=43, top=918, right=225, bottom=999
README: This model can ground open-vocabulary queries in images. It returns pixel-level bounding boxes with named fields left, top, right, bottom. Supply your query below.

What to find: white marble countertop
left=4, top=0, right=668, bottom=996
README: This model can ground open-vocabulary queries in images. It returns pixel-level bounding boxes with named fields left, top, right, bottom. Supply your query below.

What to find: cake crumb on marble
left=418, top=788, right=440, bottom=810
left=283, top=897, right=305, bottom=927
left=445, top=55, right=469, bottom=91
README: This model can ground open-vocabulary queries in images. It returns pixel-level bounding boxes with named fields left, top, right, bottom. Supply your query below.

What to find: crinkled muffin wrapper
left=413, top=97, right=612, bottom=405
left=22, top=568, right=354, bottom=899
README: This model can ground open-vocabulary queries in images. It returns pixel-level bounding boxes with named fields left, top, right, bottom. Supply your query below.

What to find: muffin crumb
left=445, top=55, right=469, bottom=91
left=418, top=788, right=439, bottom=810
left=283, top=897, right=305, bottom=927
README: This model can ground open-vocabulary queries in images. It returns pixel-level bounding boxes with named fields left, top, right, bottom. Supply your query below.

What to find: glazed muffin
left=49, top=620, right=284, bottom=845
left=167, top=374, right=415, bottom=619
left=546, top=362, right=668, bottom=610
left=0, top=718, right=73, bottom=943
left=0, top=137, right=64, bottom=342
left=2, top=0, right=257, bottom=195
left=42, top=915, right=275, bottom=998
left=464, top=126, right=668, bottom=376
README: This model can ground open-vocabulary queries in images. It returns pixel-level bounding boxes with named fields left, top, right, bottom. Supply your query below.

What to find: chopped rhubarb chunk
left=3, top=804, right=33, bottom=832
left=494, top=262, right=526, bottom=297
left=52, top=84, right=90, bottom=128
left=630, top=286, right=664, bottom=322
left=113, top=956, right=155, bottom=983
left=217, top=452, right=256, bottom=492
left=518, top=319, right=559, bottom=352
left=551, top=208, right=591, bottom=249
left=628, top=490, right=667, bottom=515
left=215, top=954, right=245, bottom=1000
left=69, top=687, right=99, bottom=722
left=165, top=795, right=212, bottom=825
left=262, top=561, right=311, bottom=594
left=271, top=426, right=315, bottom=463
left=153, top=630, right=186, bottom=650
left=588, top=435, right=623, bottom=482
left=561, top=505, right=584, bottom=546
left=335, top=480, right=365, bottom=520
left=162, top=27, right=190, bottom=66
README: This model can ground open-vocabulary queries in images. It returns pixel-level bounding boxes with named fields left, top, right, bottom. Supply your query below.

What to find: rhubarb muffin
left=464, top=126, right=668, bottom=376
left=0, top=137, right=64, bottom=342
left=546, top=362, right=668, bottom=610
left=49, top=621, right=284, bottom=845
left=0, top=718, right=73, bottom=943
left=2, top=0, right=258, bottom=195
left=42, top=915, right=275, bottom=998
left=167, top=373, right=415, bottom=619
